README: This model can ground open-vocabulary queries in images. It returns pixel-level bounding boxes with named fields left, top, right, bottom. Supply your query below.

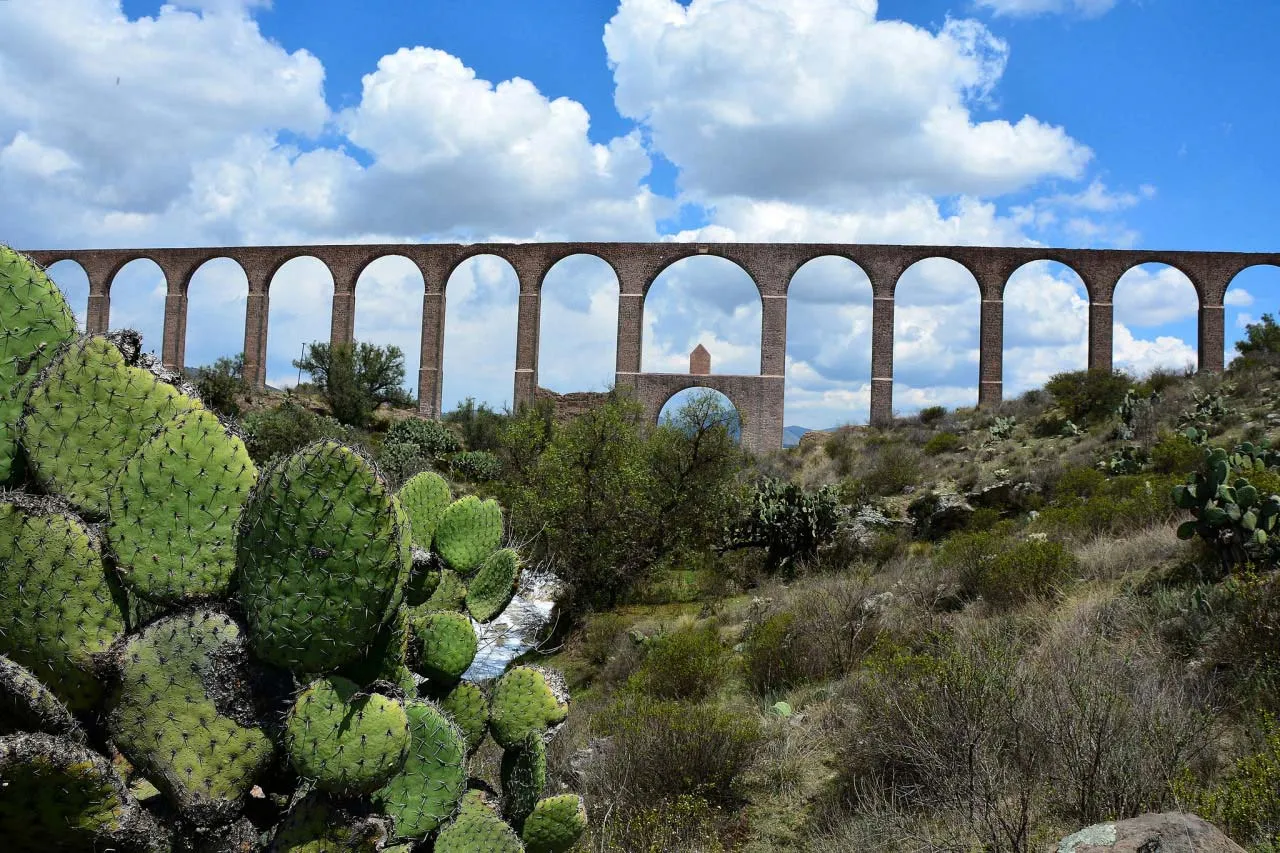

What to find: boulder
left=908, top=491, right=974, bottom=539
left=968, top=479, right=1041, bottom=514
left=1056, top=812, right=1244, bottom=853
left=840, top=505, right=909, bottom=549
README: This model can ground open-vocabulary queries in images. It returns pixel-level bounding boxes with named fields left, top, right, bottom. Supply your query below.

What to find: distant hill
left=783, top=425, right=818, bottom=447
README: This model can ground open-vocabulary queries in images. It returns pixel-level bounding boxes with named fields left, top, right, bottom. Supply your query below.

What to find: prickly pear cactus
left=108, top=609, right=275, bottom=826
left=0, top=494, right=126, bottom=710
left=409, top=609, right=479, bottom=685
left=522, top=795, right=588, bottom=853
left=488, top=665, right=570, bottom=750
left=0, top=732, right=170, bottom=853
left=20, top=335, right=200, bottom=515
left=372, top=700, right=467, bottom=839
left=433, top=495, right=503, bottom=575
left=431, top=680, right=489, bottom=755
left=108, top=407, right=257, bottom=604
left=285, top=676, right=410, bottom=795
left=237, top=440, right=412, bottom=673
left=0, top=655, right=84, bottom=742
left=398, top=470, right=451, bottom=550
left=434, top=790, right=524, bottom=853
left=500, top=731, right=547, bottom=829
left=270, top=791, right=391, bottom=853
left=467, top=547, right=521, bottom=623
left=426, top=567, right=468, bottom=612
left=0, top=246, right=78, bottom=485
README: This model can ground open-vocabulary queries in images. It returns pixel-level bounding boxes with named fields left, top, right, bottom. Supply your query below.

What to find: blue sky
left=3, top=0, right=1278, bottom=428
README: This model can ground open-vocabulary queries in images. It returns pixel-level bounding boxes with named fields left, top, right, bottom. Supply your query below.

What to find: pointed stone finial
left=690, top=344, right=710, bottom=375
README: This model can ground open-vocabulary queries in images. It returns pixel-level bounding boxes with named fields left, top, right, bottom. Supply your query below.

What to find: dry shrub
left=837, top=610, right=1214, bottom=851
left=578, top=611, right=629, bottom=666
left=740, top=575, right=881, bottom=695
left=1073, top=523, right=1183, bottom=581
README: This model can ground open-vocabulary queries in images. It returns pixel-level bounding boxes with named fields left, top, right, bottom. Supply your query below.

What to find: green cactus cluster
left=1177, top=388, right=1232, bottom=440
left=0, top=246, right=584, bottom=852
left=1174, top=443, right=1280, bottom=570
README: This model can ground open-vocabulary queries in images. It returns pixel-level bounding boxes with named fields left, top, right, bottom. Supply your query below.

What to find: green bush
left=858, top=443, right=921, bottom=496
left=240, top=399, right=352, bottom=464
left=935, top=530, right=1008, bottom=600
left=1172, top=713, right=1280, bottom=848
left=444, top=397, right=507, bottom=453
left=293, top=341, right=413, bottom=428
left=1045, top=369, right=1132, bottom=425
left=629, top=624, right=726, bottom=702
left=923, top=432, right=961, bottom=456
left=385, top=417, right=461, bottom=458
left=188, top=354, right=245, bottom=418
left=1151, top=431, right=1203, bottom=474
left=1053, top=465, right=1106, bottom=501
left=448, top=450, right=501, bottom=482
left=374, top=440, right=432, bottom=490
left=980, top=539, right=1076, bottom=606
left=578, top=613, right=628, bottom=667
left=1038, top=474, right=1180, bottom=539
left=918, top=405, right=947, bottom=425
left=725, top=478, right=841, bottom=575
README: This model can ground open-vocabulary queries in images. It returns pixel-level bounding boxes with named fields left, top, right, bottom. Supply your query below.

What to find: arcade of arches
left=22, top=241, right=1280, bottom=453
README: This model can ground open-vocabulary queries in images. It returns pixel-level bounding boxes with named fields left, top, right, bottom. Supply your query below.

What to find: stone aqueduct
left=20, top=242, right=1280, bottom=452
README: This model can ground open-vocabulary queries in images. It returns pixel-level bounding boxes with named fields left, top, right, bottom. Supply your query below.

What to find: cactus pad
left=107, top=408, right=257, bottom=604
left=0, top=655, right=84, bottom=742
left=20, top=335, right=199, bottom=515
left=407, top=548, right=443, bottom=606
left=270, top=791, right=391, bottom=853
left=108, top=609, right=274, bottom=826
left=433, top=495, right=503, bottom=575
left=489, top=666, right=569, bottom=750
left=432, top=680, right=489, bottom=755
left=467, top=547, right=521, bottom=623
left=285, top=676, right=410, bottom=794
left=237, top=441, right=412, bottom=673
left=0, top=496, right=126, bottom=710
left=339, top=607, right=415, bottom=693
left=0, top=732, right=169, bottom=853
left=434, top=790, right=523, bottom=853
left=409, top=609, right=478, bottom=685
left=500, top=731, right=546, bottom=829
left=398, top=470, right=451, bottom=550
left=0, top=246, right=78, bottom=485
left=373, top=700, right=467, bottom=839
left=522, top=795, right=588, bottom=853
left=425, top=568, right=468, bottom=612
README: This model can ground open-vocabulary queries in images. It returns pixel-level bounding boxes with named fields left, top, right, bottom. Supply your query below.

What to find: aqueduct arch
left=23, top=242, right=1280, bottom=451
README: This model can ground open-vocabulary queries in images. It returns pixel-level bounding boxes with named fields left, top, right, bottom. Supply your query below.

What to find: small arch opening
left=1113, top=263, right=1199, bottom=376
left=185, top=258, right=247, bottom=372
left=657, top=387, right=742, bottom=445
left=443, top=254, right=519, bottom=414
left=643, top=256, right=761, bottom=375
left=1225, top=264, right=1280, bottom=367
left=354, top=255, right=426, bottom=403
left=893, top=258, right=980, bottom=414
left=1002, top=261, right=1089, bottom=397
left=43, top=260, right=89, bottom=329
left=265, top=256, right=333, bottom=390
left=538, top=254, right=619, bottom=393
left=785, top=255, right=873, bottom=428
left=109, top=258, right=167, bottom=357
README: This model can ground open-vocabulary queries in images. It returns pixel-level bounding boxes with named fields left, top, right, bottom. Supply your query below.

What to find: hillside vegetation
left=190, top=319, right=1280, bottom=852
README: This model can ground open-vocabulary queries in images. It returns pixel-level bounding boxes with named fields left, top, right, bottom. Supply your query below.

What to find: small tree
left=188, top=353, right=246, bottom=418
left=1236, top=313, right=1280, bottom=361
left=292, top=341, right=412, bottom=427
left=444, top=397, right=507, bottom=452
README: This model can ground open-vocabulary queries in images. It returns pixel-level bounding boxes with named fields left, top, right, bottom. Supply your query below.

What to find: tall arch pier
left=22, top=242, right=1280, bottom=453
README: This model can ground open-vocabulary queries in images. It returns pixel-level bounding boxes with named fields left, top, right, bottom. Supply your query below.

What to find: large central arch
left=634, top=374, right=781, bottom=453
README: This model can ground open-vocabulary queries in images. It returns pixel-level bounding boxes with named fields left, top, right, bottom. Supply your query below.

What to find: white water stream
left=463, top=570, right=560, bottom=681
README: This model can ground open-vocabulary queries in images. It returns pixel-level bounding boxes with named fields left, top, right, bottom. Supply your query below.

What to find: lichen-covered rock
left=488, top=666, right=569, bottom=750
left=0, top=245, right=78, bottom=485
left=21, top=335, right=199, bottom=516
left=0, top=655, right=84, bottom=742
left=466, top=548, right=521, bottom=624
left=409, top=610, right=478, bottom=685
left=1056, top=812, right=1245, bottom=853
left=434, top=790, right=523, bottom=853
left=0, top=732, right=171, bottom=853
left=0, top=494, right=126, bottom=710
left=285, top=676, right=410, bottom=795
left=433, top=496, right=503, bottom=576
left=373, top=700, right=466, bottom=840
left=108, top=609, right=275, bottom=826
left=522, top=795, right=588, bottom=853
left=108, top=408, right=257, bottom=604
left=237, top=441, right=411, bottom=673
